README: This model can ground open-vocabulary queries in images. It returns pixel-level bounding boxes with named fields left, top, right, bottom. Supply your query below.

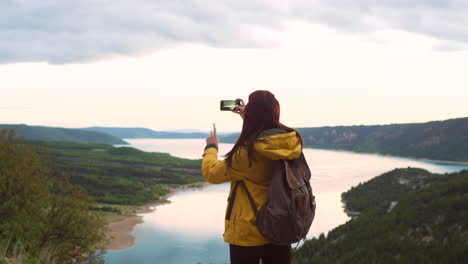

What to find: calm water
left=105, top=139, right=468, bottom=264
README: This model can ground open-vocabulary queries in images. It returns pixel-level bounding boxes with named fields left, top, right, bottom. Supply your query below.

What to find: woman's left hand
left=231, top=98, right=245, bottom=119
left=206, top=123, right=219, bottom=147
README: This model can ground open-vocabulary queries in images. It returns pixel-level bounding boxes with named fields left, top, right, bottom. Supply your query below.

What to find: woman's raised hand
left=231, top=98, right=245, bottom=119
left=206, top=123, right=219, bottom=147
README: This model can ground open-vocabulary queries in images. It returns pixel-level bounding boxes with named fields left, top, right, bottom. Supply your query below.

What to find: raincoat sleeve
left=202, top=146, right=246, bottom=184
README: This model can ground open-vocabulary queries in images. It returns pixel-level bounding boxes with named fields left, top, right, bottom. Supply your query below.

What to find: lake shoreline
left=340, top=199, right=361, bottom=218
left=101, top=182, right=211, bottom=251
left=415, top=158, right=468, bottom=166
left=298, top=146, right=468, bottom=166
left=104, top=215, right=144, bottom=250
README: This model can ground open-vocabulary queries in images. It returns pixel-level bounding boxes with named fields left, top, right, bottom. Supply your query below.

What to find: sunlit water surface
left=105, top=139, right=468, bottom=264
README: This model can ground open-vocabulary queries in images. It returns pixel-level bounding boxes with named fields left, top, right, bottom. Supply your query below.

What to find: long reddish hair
left=225, top=90, right=302, bottom=167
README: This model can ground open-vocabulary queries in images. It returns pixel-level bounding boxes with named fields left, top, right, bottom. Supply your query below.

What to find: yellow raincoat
left=202, top=130, right=302, bottom=246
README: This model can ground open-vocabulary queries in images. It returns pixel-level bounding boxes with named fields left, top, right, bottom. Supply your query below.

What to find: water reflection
left=124, top=138, right=208, bottom=160
left=307, top=148, right=448, bottom=193
left=143, top=185, right=229, bottom=236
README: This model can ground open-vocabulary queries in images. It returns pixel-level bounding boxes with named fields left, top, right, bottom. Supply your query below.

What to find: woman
left=202, top=90, right=303, bottom=264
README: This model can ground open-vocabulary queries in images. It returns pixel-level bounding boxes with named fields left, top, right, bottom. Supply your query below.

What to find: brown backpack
left=226, top=153, right=316, bottom=245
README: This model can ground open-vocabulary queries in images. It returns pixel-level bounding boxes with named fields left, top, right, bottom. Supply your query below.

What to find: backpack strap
left=239, top=180, right=258, bottom=216
left=225, top=180, right=240, bottom=220
left=225, top=180, right=259, bottom=220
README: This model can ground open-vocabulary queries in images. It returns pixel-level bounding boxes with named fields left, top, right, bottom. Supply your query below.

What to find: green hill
left=0, top=124, right=127, bottom=144
left=297, top=117, right=468, bottom=162
left=220, top=117, right=468, bottom=162
left=82, top=126, right=209, bottom=139
left=293, top=168, right=468, bottom=263
left=341, top=168, right=445, bottom=213
left=30, top=140, right=203, bottom=205
left=1, top=126, right=203, bottom=205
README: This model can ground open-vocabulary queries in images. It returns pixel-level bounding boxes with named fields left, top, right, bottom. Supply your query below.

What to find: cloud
left=290, top=0, right=468, bottom=49
left=0, top=0, right=287, bottom=64
left=1, top=0, right=467, bottom=64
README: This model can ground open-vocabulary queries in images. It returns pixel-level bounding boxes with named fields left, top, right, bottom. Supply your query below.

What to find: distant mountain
left=219, top=132, right=240, bottom=143
left=0, top=124, right=127, bottom=145
left=220, top=117, right=468, bottom=162
left=82, top=127, right=209, bottom=139
left=297, top=117, right=468, bottom=162
left=293, top=168, right=468, bottom=263
left=169, top=129, right=204, bottom=133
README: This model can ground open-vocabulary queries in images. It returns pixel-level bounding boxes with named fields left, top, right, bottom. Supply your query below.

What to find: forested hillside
left=341, top=168, right=443, bottom=212
left=220, top=117, right=468, bottom=162
left=297, top=117, right=468, bottom=162
left=0, top=124, right=127, bottom=145
left=30, top=140, right=203, bottom=205
left=293, top=168, right=468, bottom=263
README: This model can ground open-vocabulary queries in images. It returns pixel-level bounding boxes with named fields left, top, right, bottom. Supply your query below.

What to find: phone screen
left=220, top=100, right=240, bottom=111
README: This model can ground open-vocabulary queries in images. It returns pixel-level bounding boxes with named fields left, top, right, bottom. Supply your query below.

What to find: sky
left=1, top=0, right=467, bottom=132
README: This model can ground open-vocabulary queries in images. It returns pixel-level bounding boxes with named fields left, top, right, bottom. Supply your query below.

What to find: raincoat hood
left=254, top=130, right=302, bottom=160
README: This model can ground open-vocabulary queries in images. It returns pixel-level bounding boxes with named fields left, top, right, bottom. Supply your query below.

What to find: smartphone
left=220, top=100, right=241, bottom=111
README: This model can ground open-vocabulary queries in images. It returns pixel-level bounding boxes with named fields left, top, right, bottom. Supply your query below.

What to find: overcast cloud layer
left=1, top=0, right=467, bottom=64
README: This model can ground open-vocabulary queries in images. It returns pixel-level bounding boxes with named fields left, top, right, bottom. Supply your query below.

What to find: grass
left=0, top=239, right=57, bottom=264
